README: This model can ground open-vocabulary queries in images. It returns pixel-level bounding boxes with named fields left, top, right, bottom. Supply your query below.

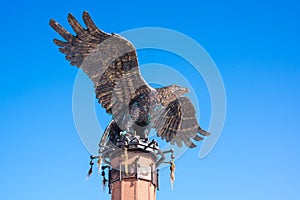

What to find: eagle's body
left=50, top=12, right=210, bottom=148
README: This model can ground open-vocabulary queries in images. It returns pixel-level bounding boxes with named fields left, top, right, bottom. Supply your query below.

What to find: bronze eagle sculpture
left=50, top=12, right=210, bottom=148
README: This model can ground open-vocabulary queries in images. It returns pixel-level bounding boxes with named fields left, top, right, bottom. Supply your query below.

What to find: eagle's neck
left=155, top=87, right=177, bottom=106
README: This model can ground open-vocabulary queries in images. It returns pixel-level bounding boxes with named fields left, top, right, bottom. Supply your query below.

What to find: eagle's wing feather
left=154, top=97, right=210, bottom=148
left=50, top=12, right=150, bottom=124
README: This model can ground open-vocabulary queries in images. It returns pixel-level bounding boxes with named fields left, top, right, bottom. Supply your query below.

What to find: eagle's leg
left=132, top=123, right=151, bottom=139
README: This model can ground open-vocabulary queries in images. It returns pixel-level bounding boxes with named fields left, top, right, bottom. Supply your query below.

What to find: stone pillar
left=110, top=150, right=157, bottom=200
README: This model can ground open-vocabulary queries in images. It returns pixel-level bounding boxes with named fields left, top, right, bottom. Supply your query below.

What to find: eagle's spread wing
left=154, top=97, right=210, bottom=148
left=50, top=12, right=150, bottom=123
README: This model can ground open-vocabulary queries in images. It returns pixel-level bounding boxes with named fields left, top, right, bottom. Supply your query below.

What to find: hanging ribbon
left=85, top=158, right=94, bottom=181
left=124, top=147, right=128, bottom=175
left=170, top=160, right=175, bottom=190
left=101, top=170, right=107, bottom=191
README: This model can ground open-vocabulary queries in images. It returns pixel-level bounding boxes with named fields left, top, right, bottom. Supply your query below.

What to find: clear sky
left=0, top=0, right=300, bottom=199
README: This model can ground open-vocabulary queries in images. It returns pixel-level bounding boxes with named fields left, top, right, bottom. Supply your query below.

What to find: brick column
left=110, top=150, right=157, bottom=200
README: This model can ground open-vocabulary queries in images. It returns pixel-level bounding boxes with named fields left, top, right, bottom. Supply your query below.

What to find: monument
left=50, top=11, right=210, bottom=199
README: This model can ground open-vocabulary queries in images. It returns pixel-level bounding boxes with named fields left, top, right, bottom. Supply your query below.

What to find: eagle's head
left=168, top=84, right=190, bottom=97
left=157, top=85, right=190, bottom=106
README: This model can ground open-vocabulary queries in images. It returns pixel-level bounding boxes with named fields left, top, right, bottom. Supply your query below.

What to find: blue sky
left=0, top=0, right=300, bottom=199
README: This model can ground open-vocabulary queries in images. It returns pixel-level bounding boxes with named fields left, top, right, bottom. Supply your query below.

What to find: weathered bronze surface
left=50, top=11, right=210, bottom=148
